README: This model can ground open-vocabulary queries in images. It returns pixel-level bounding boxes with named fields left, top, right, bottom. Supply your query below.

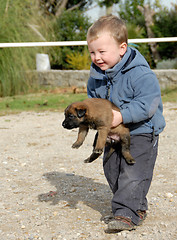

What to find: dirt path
left=0, top=102, right=176, bottom=240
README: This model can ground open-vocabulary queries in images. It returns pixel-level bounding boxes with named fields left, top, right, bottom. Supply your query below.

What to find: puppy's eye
left=69, top=114, right=75, bottom=119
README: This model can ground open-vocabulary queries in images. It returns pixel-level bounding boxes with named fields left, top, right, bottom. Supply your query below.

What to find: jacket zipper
left=106, top=79, right=112, bottom=100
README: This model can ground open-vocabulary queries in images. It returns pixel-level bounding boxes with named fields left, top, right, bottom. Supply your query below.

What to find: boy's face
left=87, top=33, right=127, bottom=71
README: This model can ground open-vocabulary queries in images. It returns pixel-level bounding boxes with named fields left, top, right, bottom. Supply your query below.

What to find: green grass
left=161, top=86, right=177, bottom=103
left=0, top=86, right=176, bottom=115
left=0, top=92, right=87, bottom=115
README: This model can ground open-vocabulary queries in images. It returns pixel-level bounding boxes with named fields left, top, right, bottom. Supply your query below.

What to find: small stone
left=121, top=232, right=127, bottom=237
left=66, top=173, right=75, bottom=176
left=141, top=232, right=148, bottom=236
left=53, top=211, right=58, bottom=216
left=21, top=162, right=27, bottom=167
left=69, top=187, right=76, bottom=193
left=157, top=174, right=164, bottom=178
left=165, top=192, right=173, bottom=198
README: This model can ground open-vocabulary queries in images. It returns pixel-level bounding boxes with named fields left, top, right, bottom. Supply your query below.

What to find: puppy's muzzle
left=62, top=120, right=66, bottom=128
left=62, top=119, right=78, bottom=129
left=62, top=120, right=71, bottom=129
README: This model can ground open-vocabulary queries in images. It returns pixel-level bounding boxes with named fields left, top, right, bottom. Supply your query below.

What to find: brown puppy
left=62, top=98, right=135, bottom=164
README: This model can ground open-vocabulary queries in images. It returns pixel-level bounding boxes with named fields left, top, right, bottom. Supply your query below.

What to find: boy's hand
left=111, top=110, right=123, bottom=128
left=108, top=110, right=123, bottom=141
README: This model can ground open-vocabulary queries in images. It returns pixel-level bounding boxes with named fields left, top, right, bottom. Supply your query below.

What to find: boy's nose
left=95, top=53, right=101, bottom=61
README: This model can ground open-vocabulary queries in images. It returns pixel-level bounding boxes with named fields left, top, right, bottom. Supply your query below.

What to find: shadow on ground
left=38, top=171, right=112, bottom=219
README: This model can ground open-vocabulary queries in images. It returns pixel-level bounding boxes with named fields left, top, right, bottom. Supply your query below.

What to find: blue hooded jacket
left=87, top=47, right=166, bottom=135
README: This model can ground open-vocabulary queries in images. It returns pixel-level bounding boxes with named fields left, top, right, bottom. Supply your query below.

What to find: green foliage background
left=153, top=6, right=177, bottom=59
left=0, top=0, right=176, bottom=97
left=0, top=0, right=52, bottom=97
left=119, top=0, right=145, bottom=27
left=49, top=10, right=91, bottom=69
left=119, top=0, right=177, bottom=67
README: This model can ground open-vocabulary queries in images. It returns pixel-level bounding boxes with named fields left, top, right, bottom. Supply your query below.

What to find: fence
left=0, top=37, right=177, bottom=48
left=1, top=37, right=177, bottom=89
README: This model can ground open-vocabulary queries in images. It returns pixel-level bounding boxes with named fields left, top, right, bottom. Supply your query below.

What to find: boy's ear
left=120, top=42, right=127, bottom=57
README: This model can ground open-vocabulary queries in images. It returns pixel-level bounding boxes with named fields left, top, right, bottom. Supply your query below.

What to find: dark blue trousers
left=103, top=134, right=159, bottom=225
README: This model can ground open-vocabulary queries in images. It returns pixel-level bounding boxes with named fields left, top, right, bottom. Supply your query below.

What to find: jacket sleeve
left=87, top=77, right=97, bottom=98
left=120, top=72, right=161, bottom=124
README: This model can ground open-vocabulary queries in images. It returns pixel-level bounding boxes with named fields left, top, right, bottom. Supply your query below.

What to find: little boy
left=86, top=15, right=166, bottom=233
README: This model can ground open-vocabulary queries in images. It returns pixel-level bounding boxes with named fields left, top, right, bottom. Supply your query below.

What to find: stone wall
left=35, top=69, right=177, bottom=89
left=154, top=70, right=177, bottom=89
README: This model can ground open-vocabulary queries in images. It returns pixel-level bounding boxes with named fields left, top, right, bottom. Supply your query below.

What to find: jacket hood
left=90, top=47, right=150, bottom=80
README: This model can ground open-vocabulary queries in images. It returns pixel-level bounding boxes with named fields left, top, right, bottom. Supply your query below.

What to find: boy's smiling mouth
left=96, top=62, right=106, bottom=68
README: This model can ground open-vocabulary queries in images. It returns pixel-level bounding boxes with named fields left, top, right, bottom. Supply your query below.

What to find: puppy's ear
left=64, top=104, right=71, bottom=113
left=76, top=108, right=86, bottom=118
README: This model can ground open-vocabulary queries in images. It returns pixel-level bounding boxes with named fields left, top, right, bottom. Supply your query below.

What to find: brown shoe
left=137, top=210, right=147, bottom=225
left=105, top=216, right=136, bottom=233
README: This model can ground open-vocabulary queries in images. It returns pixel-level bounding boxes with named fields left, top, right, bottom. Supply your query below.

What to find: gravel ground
left=0, top=102, right=177, bottom=240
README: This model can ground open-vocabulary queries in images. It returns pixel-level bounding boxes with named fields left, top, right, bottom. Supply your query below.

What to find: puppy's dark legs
left=94, top=127, right=108, bottom=151
left=84, top=150, right=103, bottom=163
left=120, top=134, right=135, bottom=164
left=72, top=124, right=89, bottom=149
left=84, top=132, right=103, bottom=163
left=84, top=129, right=107, bottom=163
left=93, top=132, right=98, bottom=149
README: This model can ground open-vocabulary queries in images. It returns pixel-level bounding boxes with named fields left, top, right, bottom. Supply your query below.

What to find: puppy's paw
left=126, top=158, right=136, bottom=165
left=84, top=157, right=96, bottom=163
left=122, top=151, right=136, bottom=165
left=72, top=142, right=82, bottom=149
left=84, top=158, right=91, bottom=163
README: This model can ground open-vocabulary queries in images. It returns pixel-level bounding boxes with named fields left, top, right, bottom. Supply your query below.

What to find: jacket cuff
left=120, top=108, right=133, bottom=124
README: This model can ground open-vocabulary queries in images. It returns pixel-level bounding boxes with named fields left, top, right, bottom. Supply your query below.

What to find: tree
left=152, top=4, right=177, bottom=59
left=119, top=0, right=163, bottom=65
left=38, top=0, right=93, bottom=17
left=138, top=4, right=160, bottom=63
left=119, top=0, right=145, bottom=27
left=98, top=0, right=120, bottom=15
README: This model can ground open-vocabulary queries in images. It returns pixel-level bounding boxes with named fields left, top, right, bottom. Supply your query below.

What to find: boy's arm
left=120, top=72, right=161, bottom=125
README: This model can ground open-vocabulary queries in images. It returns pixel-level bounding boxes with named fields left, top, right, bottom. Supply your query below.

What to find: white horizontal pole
left=128, top=37, right=177, bottom=43
left=0, top=37, right=176, bottom=48
left=0, top=41, right=88, bottom=48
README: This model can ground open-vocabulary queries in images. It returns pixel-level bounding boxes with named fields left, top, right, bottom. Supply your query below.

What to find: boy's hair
left=87, top=15, right=128, bottom=44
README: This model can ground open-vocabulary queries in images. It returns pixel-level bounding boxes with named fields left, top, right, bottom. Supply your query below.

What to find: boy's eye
left=100, top=51, right=105, bottom=54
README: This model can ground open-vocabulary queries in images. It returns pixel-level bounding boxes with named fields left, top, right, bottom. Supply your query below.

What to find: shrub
left=156, top=58, right=177, bottom=69
left=66, top=47, right=91, bottom=70
left=49, top=10, right=91, bottom=69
